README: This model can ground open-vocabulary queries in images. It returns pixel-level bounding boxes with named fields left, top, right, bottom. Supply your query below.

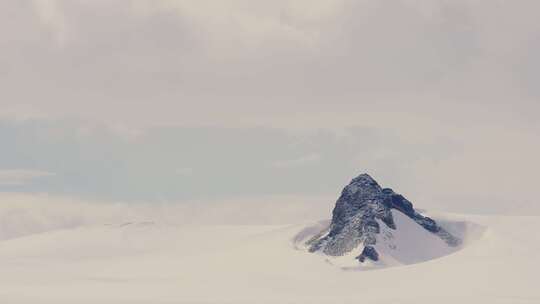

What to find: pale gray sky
left=0, top=0, right=539, bottom=214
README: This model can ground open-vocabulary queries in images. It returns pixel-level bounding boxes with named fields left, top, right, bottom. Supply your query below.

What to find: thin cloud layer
left=1, top=120, right=538, bottom=215
left=0, top=0, right=539, bottom=128
left=0, top=169, right=55, bottom=186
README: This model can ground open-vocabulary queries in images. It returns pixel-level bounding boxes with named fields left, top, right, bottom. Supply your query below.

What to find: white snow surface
left=296, top=209, right=478, bottom=269
left=0, top=209, right=539, bottom=303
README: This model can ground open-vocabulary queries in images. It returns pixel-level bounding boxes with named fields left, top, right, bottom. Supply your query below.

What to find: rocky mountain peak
left=307, top=173, right=460, bottom=263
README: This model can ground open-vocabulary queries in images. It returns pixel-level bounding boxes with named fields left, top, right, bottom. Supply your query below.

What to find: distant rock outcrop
left=307, top=174, right=460, bottom=262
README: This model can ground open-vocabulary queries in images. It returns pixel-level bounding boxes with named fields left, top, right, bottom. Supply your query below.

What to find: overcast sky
left=1, top=0, right=539, bottom=215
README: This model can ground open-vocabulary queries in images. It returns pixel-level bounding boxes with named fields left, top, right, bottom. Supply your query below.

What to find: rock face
left=357, top=246, right=379, bottom=262
left=307, top=174, right=460, bottom=262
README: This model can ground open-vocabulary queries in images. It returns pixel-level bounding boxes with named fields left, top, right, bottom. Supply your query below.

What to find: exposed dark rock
left=356, top=246, right=379, bottom=262
left=307, top=173, right=461, bottom=262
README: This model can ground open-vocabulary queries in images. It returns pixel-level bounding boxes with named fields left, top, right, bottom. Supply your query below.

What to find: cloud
left=175, top=167, right=194, bottom=176
left=1, top=120, right=538, bottom=216
left=1, top=1, right=539, bottom=216
left=0, top=192, right=334, bottom=241
left=0, top=121, right=431, bottom=201
left=270, top=153, right=321, bottom=169
left=0, top=169, right=55, bottom=186
left=32, top=0, right=67, bottom=46
left=0, top=0, right=538, bottom=128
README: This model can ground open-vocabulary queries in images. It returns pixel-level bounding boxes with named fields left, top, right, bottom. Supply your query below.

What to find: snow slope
left=297, top=209, right=483, bottom=269
left=0, top=213, right=538, bottom=303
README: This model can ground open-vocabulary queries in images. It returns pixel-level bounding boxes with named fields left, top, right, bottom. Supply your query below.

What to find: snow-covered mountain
left=304, top=174, right=461, bottom=267
left=1, top=190, right=539, bottom=303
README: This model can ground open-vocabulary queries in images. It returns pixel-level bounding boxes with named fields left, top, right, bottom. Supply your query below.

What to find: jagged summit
left=351, top=173, right=377, bottom=183
left=307, top=173, right=460, bottom=263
